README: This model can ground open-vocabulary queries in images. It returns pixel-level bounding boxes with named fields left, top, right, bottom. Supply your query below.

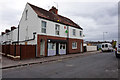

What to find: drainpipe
left=67, top=25, right=69, bottom=54
left=17, top=25, right=19, bottom=45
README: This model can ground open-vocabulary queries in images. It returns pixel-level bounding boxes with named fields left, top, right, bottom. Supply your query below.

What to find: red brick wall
left=37, top=34, right=83, bottom=57
left=37, top=34, right=67, bottom=57
left=67, top=38, right=83, bottom=54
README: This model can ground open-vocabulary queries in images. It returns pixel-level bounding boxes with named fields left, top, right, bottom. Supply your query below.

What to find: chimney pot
left=5, top=29, right=10, bottom=33
left=49, top=6, right=58, bottom=14
left=1, top=32, right=5, bottom=35
left=11, top=26, right=16, bottom=31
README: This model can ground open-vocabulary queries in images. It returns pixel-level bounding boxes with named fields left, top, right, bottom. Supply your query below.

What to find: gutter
left=17, top=25, right=19, bottom=44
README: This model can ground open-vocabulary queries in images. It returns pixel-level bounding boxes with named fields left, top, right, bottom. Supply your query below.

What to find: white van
left=101, top=43, right=113, bottom=52
left=114, top=42, right=120, bottom=58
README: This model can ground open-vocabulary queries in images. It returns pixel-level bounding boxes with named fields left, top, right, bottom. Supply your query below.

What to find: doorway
left=40, top=39, right=45, bottom=56
left=59, top=43, right=66, bottom=55
left=56, top=43, right=59, bottom=55
left=81, top=42, right=83, bottom=52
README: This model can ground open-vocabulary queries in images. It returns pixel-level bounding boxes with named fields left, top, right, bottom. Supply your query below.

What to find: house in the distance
left=0, top=26, right=18, bottom=45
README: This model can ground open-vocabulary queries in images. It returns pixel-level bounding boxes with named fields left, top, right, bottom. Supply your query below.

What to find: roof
left=28, top=3, right=83, bottom=30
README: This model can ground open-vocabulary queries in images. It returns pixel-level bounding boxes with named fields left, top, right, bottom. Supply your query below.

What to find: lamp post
left=103, top=32, right=107, bottom=41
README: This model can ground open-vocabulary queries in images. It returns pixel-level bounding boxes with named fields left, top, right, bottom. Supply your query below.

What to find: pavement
left=2, top=52, right=118, bottom=78
left=1, top=51, right=102, bottom=69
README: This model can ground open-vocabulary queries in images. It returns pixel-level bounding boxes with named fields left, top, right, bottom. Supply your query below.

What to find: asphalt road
left=2, top=52, right=119, bottom=78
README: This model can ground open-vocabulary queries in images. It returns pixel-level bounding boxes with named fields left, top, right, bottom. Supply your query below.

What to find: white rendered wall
left=19, top=3, right=39, bottom=44
left=0, top=35, right=2, bottom=44
left=69, top=26, right=83, bottom=39
left=19, top=3, right=83, bottom=45
left=2, top=34, right=7, bottom=43
left=86, top=46, right=97, bottom=51
left=11, top=28, right=18, bottom=42
left=38, top=18, right=68, bottom=38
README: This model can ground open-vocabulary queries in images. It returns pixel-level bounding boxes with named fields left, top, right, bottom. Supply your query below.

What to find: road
left=2, top=52, right=120, bottom=78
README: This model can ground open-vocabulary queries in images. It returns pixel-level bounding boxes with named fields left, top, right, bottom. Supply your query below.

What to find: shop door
left=48, top=43, right=56, bottom=56
left=59, top=43, right=66, bottom=55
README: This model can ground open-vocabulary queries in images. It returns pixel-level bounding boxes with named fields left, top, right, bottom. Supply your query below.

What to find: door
left=56, top=43, right=59, bottom=55
left=40, top=39, right=45, bottom=56
left=59, top=43, right=66, bottom=55
left=81, top=42, right=83, bottom=52
left=48, top=43, right=56, bottom=56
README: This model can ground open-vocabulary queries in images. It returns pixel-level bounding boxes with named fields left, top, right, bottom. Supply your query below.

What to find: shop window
left=48, top=43, right=55, bottom=50
left=60, top=44, right=66, bottom=49
left=63, top=44, right=65, bottom=49
left=60, top=44, right=62, bottom=49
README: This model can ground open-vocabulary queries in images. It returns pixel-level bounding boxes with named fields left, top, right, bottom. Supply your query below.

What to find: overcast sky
left=0, top=0, right=119, bottom=41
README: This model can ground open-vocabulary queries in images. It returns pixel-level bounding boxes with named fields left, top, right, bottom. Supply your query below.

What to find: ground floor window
left=72, top=42, right=77, bottom=49
left=60, top=44, right=66, bottom=49
left=48, top=43, right=55, bottom=50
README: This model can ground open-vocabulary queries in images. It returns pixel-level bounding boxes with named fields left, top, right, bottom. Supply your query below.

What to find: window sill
left=72, top=48, right=77, bottom=49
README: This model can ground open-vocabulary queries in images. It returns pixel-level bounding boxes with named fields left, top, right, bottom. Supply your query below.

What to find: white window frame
left=73, top=29, right=76, bottom=36
left=55, top=24, right=60, bottom=35
left=41, top=21, right=47, bottom=33
left=72, top=42, right=77, bottom=49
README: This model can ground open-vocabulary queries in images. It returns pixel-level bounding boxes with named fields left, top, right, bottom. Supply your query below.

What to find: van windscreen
left=105, top=44, right=108, bottom=48
left=102, top=45, right=104, bottom=48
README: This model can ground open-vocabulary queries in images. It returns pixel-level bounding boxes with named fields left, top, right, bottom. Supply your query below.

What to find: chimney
left=1, top=32, right=5, bottom=35
left=5, top=29, right=10, bottom=33
left=49, top=6, right=58, bottom=14
left=11, top=26, right=16, bottom=31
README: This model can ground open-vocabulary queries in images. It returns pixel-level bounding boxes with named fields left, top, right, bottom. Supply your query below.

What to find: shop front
left=47, top=39, right=67, bottom=56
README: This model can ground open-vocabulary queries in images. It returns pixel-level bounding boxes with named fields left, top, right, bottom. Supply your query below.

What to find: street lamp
left=103, top=32, right=107, bottom=41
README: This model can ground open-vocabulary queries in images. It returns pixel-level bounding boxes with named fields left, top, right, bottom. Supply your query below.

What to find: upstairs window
left=41, top=21, right=47, bottom=33
left=25, top=10, right=28, bottom=20
left=80, top=31, right=82, bottom=37
left=55, top=24, right=60, bottom=35
left=73, top=29, right=76, bottom=36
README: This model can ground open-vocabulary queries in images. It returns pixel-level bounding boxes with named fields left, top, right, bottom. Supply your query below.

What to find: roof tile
left=28, top=3, right=83, bottom=30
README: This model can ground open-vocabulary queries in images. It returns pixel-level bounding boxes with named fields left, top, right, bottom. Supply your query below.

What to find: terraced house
left=0, top=3, right=83, bottom=58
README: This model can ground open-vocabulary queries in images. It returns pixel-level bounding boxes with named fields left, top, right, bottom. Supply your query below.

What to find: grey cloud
left=59, top=2, right=117, bottom=25
left=58, top=2, right=118, bottom=41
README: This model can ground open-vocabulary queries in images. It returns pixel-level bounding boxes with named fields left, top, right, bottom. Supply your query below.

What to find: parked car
left=101, top=43, right=113, bottom=52
left=114, top=42, right=120, bottom=58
